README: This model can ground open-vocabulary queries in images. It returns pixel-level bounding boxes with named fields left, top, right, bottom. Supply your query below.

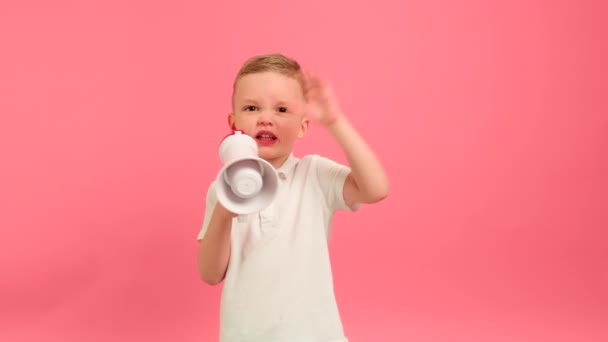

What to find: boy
left=197, top=53, right=389, bottom=342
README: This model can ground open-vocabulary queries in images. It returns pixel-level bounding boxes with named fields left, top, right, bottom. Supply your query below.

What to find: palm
left=303, top=72, right=341, bottom=126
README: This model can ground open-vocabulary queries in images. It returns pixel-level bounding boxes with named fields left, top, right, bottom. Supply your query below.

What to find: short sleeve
left=197, top=181, right=218, bottom=241
left=313, top=155, right=360, bottom=213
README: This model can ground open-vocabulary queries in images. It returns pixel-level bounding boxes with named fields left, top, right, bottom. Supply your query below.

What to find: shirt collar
left=276, top=153, right=299, bottom=179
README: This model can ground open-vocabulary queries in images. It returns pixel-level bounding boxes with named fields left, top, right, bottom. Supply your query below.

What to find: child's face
left=229, top=71, right=309, bottom=167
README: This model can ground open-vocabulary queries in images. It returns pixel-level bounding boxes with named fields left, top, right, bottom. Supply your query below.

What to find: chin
left=258, top=149, right=284, bottom=161
left=258, top=151, right=277, bottom=161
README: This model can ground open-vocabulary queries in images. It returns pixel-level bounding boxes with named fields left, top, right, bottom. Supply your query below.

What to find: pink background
left=1, top=0, right=606, bottom=341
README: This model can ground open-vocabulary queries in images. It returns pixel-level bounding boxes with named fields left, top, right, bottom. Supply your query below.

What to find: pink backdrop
left=1, top=0, right=606, bottom=341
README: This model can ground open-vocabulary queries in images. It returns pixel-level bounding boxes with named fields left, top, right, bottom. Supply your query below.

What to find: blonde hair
left=232, top=54, right=305, bottom=103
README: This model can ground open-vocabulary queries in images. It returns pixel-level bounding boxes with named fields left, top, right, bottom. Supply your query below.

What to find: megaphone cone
left=215, top=131, right=279, bottom=220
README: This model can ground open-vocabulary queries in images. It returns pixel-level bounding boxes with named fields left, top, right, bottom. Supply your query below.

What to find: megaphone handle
left=237, top=214, right=249, bottom=223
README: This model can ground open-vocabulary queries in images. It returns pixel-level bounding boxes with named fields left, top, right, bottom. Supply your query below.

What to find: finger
left=303, top=69, right=321, bottom=87
left=304, top=79, right=323, bottom=99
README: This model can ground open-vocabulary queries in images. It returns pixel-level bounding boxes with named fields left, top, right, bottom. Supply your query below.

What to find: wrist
left=325, top=112, right=348, bottom=131
left=214, top=203, right=237, bottom=220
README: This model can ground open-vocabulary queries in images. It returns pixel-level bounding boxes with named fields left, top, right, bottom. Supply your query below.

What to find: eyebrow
left=240, top=99, right=291, bottom=106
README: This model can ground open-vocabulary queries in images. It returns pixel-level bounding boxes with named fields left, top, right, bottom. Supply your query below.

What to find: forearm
left=197, top=204, right=233, bottom=285
left=327, top=115, right=389, bottom=200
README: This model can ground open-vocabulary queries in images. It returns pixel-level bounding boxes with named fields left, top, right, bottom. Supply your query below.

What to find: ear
left=227, top=113, right=236, bottom=130
left=297, top=115, right=310, bottom=139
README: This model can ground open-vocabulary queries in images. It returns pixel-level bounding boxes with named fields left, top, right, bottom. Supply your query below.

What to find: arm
left=303, top=71, right=389, bottom=206
left=327, top=115, right=390, bottom=206
left=197, top=203, right=235, bottom=285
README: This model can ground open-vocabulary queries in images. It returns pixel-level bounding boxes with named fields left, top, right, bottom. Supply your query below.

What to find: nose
left=257, top=110, right=274, bottom=126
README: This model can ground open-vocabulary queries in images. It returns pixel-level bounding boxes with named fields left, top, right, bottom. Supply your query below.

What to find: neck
left=268, top=154, right=291, bottom=169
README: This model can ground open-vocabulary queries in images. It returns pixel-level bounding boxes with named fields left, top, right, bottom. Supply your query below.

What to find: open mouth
left=255, top=131, right=278, bottom=142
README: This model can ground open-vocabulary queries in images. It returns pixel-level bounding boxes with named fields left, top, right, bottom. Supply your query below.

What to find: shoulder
left=293, top=154, right=351, bottom=188
left=289, top=154, right=347, bottom=179
left=297, top=154, right=344, bottom=168
left=295, top=154, right=355, bottom=213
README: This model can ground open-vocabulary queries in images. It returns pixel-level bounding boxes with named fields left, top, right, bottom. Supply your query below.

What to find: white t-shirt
left=198, top=154, right=358, bottom=342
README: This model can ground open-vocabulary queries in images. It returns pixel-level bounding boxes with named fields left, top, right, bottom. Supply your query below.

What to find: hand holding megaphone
left=215, top=131, right=279, bottom=223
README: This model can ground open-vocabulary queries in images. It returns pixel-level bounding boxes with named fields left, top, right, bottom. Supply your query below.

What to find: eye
left=243, top=105, right=257, bottom=111
left=277, top=107, right=288, bottom=113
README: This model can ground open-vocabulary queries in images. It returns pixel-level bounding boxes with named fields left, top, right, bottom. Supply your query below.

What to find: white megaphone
left=215, top=130, right=279, bottom=223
